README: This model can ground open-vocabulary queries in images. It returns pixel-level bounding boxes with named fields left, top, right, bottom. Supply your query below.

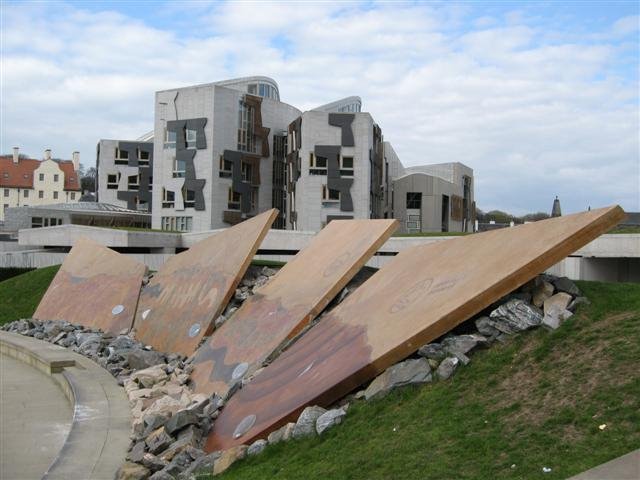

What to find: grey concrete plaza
left=0, top=353, right=72, bottom=479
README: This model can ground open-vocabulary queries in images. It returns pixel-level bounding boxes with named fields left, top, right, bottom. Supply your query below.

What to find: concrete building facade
left=96, top=139, right=153, bottom=212
left=150, top=76, right=301, bottom=232
left=1, top=148, right=81, bottom=223
left=392, top=163, right=475, bottom=234
left=95, top=76, right=474, bottom=233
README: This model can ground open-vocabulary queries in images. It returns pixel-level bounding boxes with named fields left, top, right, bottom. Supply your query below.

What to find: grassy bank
left=0, top=265, right=60, bottom=325
left=217, top=281, right=640, bottom=480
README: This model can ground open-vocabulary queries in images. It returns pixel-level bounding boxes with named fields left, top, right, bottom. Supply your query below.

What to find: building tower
left=551, top=196, right=562, bottom=217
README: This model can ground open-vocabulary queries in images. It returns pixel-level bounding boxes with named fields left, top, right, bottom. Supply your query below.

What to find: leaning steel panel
left=133, top=209, right=277, bottom=357
left=190, top=218, right=398, bottom=399
left=33, top=236, right=147, bottom=334
left=205, top=206, right=625, bottom=450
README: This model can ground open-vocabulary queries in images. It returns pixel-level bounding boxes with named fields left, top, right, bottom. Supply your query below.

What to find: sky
left=0, top=0, right=638, bottom=215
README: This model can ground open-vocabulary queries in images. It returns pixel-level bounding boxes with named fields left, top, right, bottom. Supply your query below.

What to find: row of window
left=115, top=147, right=151, bottom=164
left=3, top=188, right=75, bottom=200
left=3, top=172, right=62, bottom=182
left=337, top=103, right=361, bottom=113
left=163, top=128, right=198, bottom=150
left=161, top=188, right=196, bottom=209
left=161, top=216, right=192, bottom=232
left=107, top=173, right=152, bottom=191
left=247, top=82, right=279, bottom=100
left=31, top=217, right=63, bottom=228
left=309, top=153, right=354, bottom=176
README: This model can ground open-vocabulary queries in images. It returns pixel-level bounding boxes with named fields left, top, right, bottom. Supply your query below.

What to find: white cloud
left=0, top=1, right=637, bottom=214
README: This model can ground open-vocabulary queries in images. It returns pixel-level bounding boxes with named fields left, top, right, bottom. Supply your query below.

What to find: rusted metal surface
left=190, top=219, right=398, bottom=399
left=33, top=237, right=147, bottom=334
left=133, top=209, right=277, bottom=357
left=205, top=206, right=625, bottom=451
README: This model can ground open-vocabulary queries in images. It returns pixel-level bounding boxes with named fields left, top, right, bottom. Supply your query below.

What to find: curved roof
left=313, top=96, right=362, bottom=112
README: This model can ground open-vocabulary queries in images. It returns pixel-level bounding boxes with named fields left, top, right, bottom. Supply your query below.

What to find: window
left=162, top=189, right=175, bottom=208
left=173, top=155, right=186, bottom=178
left=164, top=128, right=177, bottom=149
left=183, top=187, right=196, bottom=208
left=3, top=189, right=8, bottom=197
left=228, top=187, right=241, bottom=210
left=53, top=191, right=58, bottom=200
left=71, top=192, right=76, bottom=200
left=138, top=149, right=150, bottom=164
left=248, top=84, right=257, bottom=95
left=39, top=173, right=44, bottom=181
left=186, top=129, right=197, bottom=149
left=322, top=185, right=340, bottom=202
left=340, top=156, right=354, bottom=176
left=107, top=174, right=119, bottom=189
left=23, top=189, right=29, bottom=198
left=2, top=173, right=8, bottom=179
left=406, top=192, right=421, bottom=209
left=241, top=162, right=252, bottom=183
left=237, top=100, right=255, bottom=152
left=161, top=216, right=192, bottom=232
left=38, top=191, right=44, bottom=199
left=32, top=216, right=43, bottom=228
left=115, top=148, right=129, bottom=165
left=309, top=152, right=327, bottom=175
left=219, top=155, right=233, bottom=178
left=54, top=174, right=59, bottom=182
left=128, top=174, right=139, bottom=190
left=3, top=204, right=7, bottom=212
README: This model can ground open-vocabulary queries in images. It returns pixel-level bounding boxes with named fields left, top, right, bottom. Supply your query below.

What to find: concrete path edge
left=0, top=331, right=131, bottom=480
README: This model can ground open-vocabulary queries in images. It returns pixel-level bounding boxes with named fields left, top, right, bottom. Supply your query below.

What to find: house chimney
left=44, top=149, right=52, bottom=161
left=72, top=151, right=80, bottom=171
left=12, top=147, right=19, bottom=164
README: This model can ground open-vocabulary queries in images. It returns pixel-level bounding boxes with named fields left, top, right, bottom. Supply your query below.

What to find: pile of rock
left=351, top=274, right=588, bottom=402
left=119, top=363, right=224, bottom=480
left=1, top=318, right=174, bottom=383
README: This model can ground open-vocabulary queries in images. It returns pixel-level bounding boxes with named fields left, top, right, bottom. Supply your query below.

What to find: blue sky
left=1, top=0, right=638, bottom=214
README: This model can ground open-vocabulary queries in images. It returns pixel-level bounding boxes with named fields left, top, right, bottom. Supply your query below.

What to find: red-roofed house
left=1, top=148, right=81, bottom=222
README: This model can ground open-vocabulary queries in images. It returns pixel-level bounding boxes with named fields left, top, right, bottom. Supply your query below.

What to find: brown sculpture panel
left=205, top=206, right=625, bottom=451
left=133, top=209, right=277, bottom=357
left=190, top=218, right=398, bottom=399
left=33, top=237, right=147, bottom=334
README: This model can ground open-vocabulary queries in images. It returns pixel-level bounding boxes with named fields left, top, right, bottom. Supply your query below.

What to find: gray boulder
left=178, top=451, right=221, bottom=479
left=489, top=299, right=544, bottom=334
left=364, top=358, right=432, bottom=400
left=553, top=276, right=581, bottom=296
left=165, top=409, right=198, bottom=435
left=417, top=343, right=445, bottom=360
left=475, top=316, right=500, bottom=337
left=292, top=406, right=327, bottom=439
left=146, top=427, right=174, bottom=455
left=128, top=349, right=165, bottom=370
left=437, top=356, right=460, bottom=380
left=316, top=408, right=347, bottom=435
left=442, top=334, right=487, bottom=356
left=542, top=309, right=573, bottom=330
left=247, top=439, right=268, bottom=456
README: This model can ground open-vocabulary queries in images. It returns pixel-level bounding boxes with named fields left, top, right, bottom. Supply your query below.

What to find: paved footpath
left=568, top=449, right=640, bottom=480
left=0, top=352, right=72, bottom=480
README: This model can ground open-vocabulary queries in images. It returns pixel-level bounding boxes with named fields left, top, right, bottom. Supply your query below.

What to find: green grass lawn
left=0, top=265, right=60, bottom=325
left=217, top=281, right=640, bottom=480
